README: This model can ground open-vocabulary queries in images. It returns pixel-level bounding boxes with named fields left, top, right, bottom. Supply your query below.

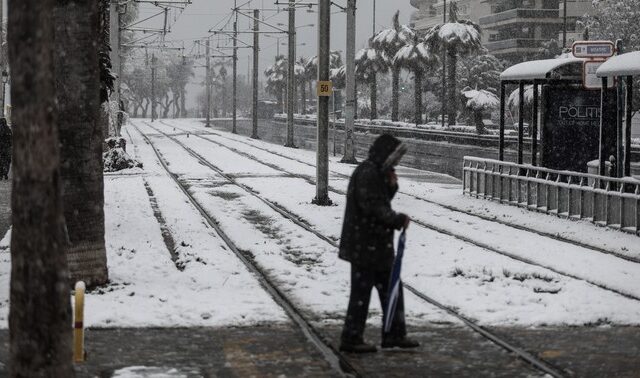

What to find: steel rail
left=142, top=121, right=568, bottom=377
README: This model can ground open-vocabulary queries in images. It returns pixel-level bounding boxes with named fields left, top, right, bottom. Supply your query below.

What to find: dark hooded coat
left=0, top=119, right=11, bottom=174
left=339, top=134, right=407, bottom=269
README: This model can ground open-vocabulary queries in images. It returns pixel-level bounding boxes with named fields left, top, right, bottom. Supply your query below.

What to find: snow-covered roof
left=500, top=57, right=586, bottom=81
left=596, top=52, right=640, bottom=77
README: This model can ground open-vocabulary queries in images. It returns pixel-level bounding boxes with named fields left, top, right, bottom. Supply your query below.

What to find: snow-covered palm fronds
left=462, top=88, right=499, bottom=111
left=331, top=65, right=346, bottom=89
left=507, top=85, right=534, bottom=110
left=264, top=55, right=287, bottom=95
left=393, top=38, right=437, bottom=72
left=372, top=11, right=416, bottom=56
left=305, top=51, right=343, bottom=79
left=355, top=47, right=388, bottom=83
left=423, top=2, right=482, bottom=54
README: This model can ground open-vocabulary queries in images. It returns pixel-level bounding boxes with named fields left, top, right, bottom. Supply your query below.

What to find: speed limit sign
left=317, top=81, right=333, bottom=97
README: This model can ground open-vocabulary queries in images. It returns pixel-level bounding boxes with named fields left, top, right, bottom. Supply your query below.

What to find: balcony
left=484, top=38, right=549, bottom=54
left=480, top=8, right=561, bottom=29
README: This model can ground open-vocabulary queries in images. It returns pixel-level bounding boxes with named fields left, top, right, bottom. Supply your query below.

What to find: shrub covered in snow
left=103, top=137, right=143, bottom=172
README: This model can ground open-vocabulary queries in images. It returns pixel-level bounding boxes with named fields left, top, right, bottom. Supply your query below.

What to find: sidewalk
left=2, top=325, right=640, bottom=377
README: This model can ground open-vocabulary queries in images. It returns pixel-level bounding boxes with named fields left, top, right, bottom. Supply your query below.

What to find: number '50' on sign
left=317, top=81, right=333, bottom=97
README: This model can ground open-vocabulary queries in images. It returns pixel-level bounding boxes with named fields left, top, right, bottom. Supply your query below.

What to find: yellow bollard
left=73, top=281, right=86, bottom=363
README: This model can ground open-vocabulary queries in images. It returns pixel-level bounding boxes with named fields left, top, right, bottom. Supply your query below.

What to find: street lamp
left=1, top=70, right=8, bottom=117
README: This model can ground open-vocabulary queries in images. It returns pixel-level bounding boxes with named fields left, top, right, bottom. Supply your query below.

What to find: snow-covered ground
left=1, top=117, right=639, bottom=329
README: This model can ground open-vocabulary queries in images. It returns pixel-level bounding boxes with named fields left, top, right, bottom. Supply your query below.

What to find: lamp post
left=1, top=70, right=8, bottom=117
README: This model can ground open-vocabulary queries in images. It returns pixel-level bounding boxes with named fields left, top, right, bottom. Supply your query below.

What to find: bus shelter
left=498, top=57, right=617, bottom=173
left=596, top=51, right=640, bottom=178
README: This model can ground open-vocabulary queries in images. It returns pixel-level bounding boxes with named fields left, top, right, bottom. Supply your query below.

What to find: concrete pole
left=285, top=0, right=297, bottom=147
left=341, top=0, right=357, bottom=164
left=441, top=0, right=447, bottom=128
left=252, top=9, right=260, bottom=139
left=232, top=6, right=238, bottom=133
left=313, top=0, right=332, bottom=206
left=151, top=53, right=157, bottom=121
left=0, top=0, right=4, bottom=117
left=206, top=39, right=211, bottom=127
left=615, top=39, right=624, bottom=178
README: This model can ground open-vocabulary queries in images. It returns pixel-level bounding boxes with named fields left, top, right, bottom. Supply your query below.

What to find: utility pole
left=313, top=0, right=332, bottom=206
left=285, top=0, right=297, bottom=147
left=341, top=0, right=357, bottom=164
left=232, top=1, right=238, bottom=134
left=151, top=53, right=157, bottom=121
left=562, top=0, right=568, bottom=48
left=0, top=0, right=5, bottom=117
left=206, top=39, right=211, bottom=127
left=252, top=9, right=260, bottom=139
left=441, top=0, right=447, bottom=127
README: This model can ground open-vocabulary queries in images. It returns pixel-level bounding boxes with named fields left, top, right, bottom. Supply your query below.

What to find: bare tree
left=55, top=0, right=109, bottom=287
left=8, top=0, right=74, bottom=375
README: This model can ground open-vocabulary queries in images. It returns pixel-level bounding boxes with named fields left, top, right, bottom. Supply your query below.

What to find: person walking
left=339, top=133, right=420, bottom=353
left=0, top=118, right=11, bottom=180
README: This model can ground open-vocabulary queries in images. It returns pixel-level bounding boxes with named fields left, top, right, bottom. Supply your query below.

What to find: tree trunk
left=392, top=67, right=400, bottom=122
left=181, top=88, right=187, bottom=118
left=277, top=88, right=283, bottom=114
left=9, top=0, right=75, bottom=375
left=474, top=110, right=485, bottom=134
left=142, top=99, right=148, bottom=118
left=370, top=73, right=377, bottom=120
left=300, top=81, right=306, bottom=115
left=447, top=48, right=457, bottom=126
left=414, top=70, right=423, bottom=126
left=221, top=84, right=227, bottom=117
left=99, top=0, right=111, bottom=138
left=55, top=0, right=108, bottom=287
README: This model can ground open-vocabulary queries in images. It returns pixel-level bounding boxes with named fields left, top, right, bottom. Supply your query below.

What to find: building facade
left=410, top=0, right=592, bottom=63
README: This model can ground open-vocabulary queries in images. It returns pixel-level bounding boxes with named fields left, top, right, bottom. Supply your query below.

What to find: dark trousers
left=0, top=153, right=10, bottom=178
left=341, top=264, right=406, bottom=343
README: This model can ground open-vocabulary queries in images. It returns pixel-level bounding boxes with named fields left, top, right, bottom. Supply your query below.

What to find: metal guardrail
left=463, top=157, right=640, bottom=235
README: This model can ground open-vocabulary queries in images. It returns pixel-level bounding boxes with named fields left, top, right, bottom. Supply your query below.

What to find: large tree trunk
left=99, top=0, right=111, bottom=138
left=392, top=67, right=400, bottom=122
left=181, top=88, right=187, bottom=118
left=414, top=70, right=423, bottom=126
left=447, top=48, right=457, bottom=126
left=55, top=0, right=108, bottom=287
left=370, top=73, right=377, bottom=120
left=9, top=0, right=74, bottom=375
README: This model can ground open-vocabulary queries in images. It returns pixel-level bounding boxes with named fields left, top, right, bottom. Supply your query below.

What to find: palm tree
left=372, top=11, right=415, bottom=121
left=425, top=2, right=482, bottom=126
left=9, top=0, right=73, bottom=375
left=264, top=55, right=287, bottom=113
left=306, top=51, right=343, bottom=115
left=294, top=58, right=307, bottom=114
left=55, top=0, right=109, bottom=287
left=355, top=43, right=389, bottom=120
left=462, top=87, right=499, bottom=134
left=393, top=36, right=437, bottom=125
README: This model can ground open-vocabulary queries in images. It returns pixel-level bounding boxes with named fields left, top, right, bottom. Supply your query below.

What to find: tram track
left=130, top=123, right=360, bottom=378
left=136, top=121, right=568, bottom=378
left=162, top=120, right=640, bottom=265
left=152, top=120, right=640, bottom=303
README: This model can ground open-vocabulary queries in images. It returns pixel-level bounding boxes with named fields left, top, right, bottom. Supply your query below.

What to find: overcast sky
left=135, top=0, right=417, bottom=107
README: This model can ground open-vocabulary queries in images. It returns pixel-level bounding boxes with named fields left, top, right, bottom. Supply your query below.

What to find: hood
left=368, top=134, right=407, bottom=171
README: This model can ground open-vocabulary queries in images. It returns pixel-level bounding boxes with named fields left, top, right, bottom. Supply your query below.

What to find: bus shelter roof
left=500, top=57, right=586, bottom=82
left=596, top=51, right=640, bottom=77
